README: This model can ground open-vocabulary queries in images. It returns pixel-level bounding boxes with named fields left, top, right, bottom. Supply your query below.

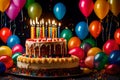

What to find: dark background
left=0, top=0, right=120, bottom=49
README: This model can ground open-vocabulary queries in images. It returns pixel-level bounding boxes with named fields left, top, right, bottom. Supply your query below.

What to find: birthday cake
left=16, top=19, right=80, bottom=76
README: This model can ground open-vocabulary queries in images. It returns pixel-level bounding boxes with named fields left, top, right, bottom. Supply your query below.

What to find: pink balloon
left=6, top=1, right=20, bottom=20
left=69, top=47, right=85, bottom=59
left=103, top=39, right=119, bottom=55
left=12, top=44, right=24, bottom=54
left=78, top=0, right=94, bottom=18
left=85, top=56, right=94, bottom=69
left=12, top=0, right=26, bottom=9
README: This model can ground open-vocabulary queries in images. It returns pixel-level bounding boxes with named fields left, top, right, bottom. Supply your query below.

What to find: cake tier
left=17, top=55, right=79, bottom=70
left=25, top=38, right=67, bottom=57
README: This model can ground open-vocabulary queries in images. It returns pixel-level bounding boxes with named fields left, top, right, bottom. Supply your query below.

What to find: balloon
left=94, top=0, right=109, bottom=20
left=80, top=42, right=92, bottom=56
left=25, top=0, right=35, bottom=9
left=103, top=39, right=119, bottom=55
left=0, top=27, right=12, bottom=43
left=108, top=50, right=120, bottom=65
left=69, top=47, right=85, bottom=59
left=83, top=38, right=97, bottom=47
left=12, top=52, right=22, bottom=64
left=78, top=0, right=94, bottom=18
left=0, top=46, right=12, bottom=57
left=0, top=55, right=13, bottom=69
left=60, top=28, right=73, bottom=42
left=28, top=3, right=42, bottom=20
left=105, top=64, right=120, bottom=74
left=6, top=1, right=20, bottom=20
left=7, top=35, right=20, bottom=49
left=108, top=0, right=120, bottom=16
left=13, top=0, right=26, bottom=9
left=12, top=44, right=24, bottom=54
left=75, top=21, right=89, bottom=40
left=84, top=56, right=94, bottom=69
left=94, top=52, right=108, bottom=70
left=87, top=47, right=102, bottom=56
left=89, top=20, right=102, bottom=39
left=68, top=36, right=81, bottom=50
left=114, top=28, right=120, bottom=44
left=0, top=62, right=6, bottom=74
left=0, top=0, right=10, bottom=12
left=53, top=2, right=66, bottom=20
left=79, top=60, right=86, bottom=67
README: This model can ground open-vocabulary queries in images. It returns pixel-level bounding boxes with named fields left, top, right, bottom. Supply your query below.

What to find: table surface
left=0, top=72, right=120, bottom=80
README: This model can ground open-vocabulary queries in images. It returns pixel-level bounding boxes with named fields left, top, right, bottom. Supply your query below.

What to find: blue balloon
left=0, top=62, right=6, bottom=74
left=7, top=35, right=20, bottom=48
left=53, top=2, right=66, bottom=20
left=108, top=50, right=120, bottom=65
left=75, top=21, right=89, bottom=40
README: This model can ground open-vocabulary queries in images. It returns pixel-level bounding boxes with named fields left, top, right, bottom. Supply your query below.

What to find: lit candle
left=36, top=17, right=40, bottom=38
left=45, top=22, right=48, bottom=39
left=39, top=20, right=42, bottom=38
left=30, top=19, right=35, bottom=39
left=48, top=19, right=51, bottom=38
left=52, top=20, right=55, bottom=38
left=58, top=23, right=61, bottom=38
left=41, top=19, right=45, bottom=38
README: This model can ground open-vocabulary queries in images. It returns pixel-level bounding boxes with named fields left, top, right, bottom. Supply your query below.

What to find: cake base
left=6, top=66, right=83, bottom=78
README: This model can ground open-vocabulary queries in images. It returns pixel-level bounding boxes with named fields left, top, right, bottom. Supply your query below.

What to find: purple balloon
left=6, top=1, right=20, bottom=20
left=12, top=0, right=26, bottom=9
left=80, top=42, right=92, bottom=56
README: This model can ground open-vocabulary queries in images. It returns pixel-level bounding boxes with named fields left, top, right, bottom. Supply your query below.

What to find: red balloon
left=103, top=39, right=119, bottom=55
left=12, top=44, right=24, bottom=54
left=114, top=28, right=120, bottom=44
left=89, top=20, right=102, bottom=39
left=105, top=64, right=120, bottom=74
left=0, top=55, right=13, bottom=69
left=69, top=47, right=85, bottom=60
left=78, top=0, right=94, bottom=18
left=0, top=27, right=12, bottom=43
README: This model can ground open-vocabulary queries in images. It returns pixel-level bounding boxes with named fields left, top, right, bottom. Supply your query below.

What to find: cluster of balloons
left=79, top=0, right=120, bottom=20
left=0, top=27, right=23, bottom=73
left=3, top=0, right=26, bottom=21
left=60, top=25, right=120, bottom=74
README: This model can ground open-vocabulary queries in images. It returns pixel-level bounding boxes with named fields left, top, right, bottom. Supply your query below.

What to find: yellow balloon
left=28, top=3, right=42, bottom=20
left=0, top=46, right=12, bottom=57
left=108, top=0, right=120, bottom=16
left=87, top=47, right=102, bottom=56
left=94, top=0, right=110, bottom=20
left=0, top=0, right=10, bottom=12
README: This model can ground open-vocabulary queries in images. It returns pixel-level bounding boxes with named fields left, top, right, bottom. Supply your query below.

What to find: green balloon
left=28, top=3, right=42, bottom=20
left=60, top=28, right=73, bottom=42
left=12, top=52, right=22, bottom=64
left=94, top=52, right=108, bottom=70
left=83, top=38, right=97, bottom=47
left=25, top=0, right=35, bottom=9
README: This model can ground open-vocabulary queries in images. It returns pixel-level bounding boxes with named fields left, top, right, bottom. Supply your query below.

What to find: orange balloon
left=0, top=0, right=10, bottom=12
left=94, top=0, right=110, bottom=20
left=87, top=47, right=102, bottom=56
left=68, top=36, right=81, bottom=50
left=85, top=56, right=94, bottom=69
left=108, top=0, right=120, bottom=16
left=114, top=28, right=120, bottom=44
left=89, top=20, right=102, bottom=39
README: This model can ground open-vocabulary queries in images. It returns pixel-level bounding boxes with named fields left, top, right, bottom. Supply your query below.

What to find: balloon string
left=13, top=20, right=16, bottom=34
left=106, top=15, right=109, bottom=40
left=21, top=9, right=23, bottom=22
left=108, top=15, right=113, bottom=39
left=101, top=20, right=104, bottom=42
left=0, top=12, right=4, bottom=28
